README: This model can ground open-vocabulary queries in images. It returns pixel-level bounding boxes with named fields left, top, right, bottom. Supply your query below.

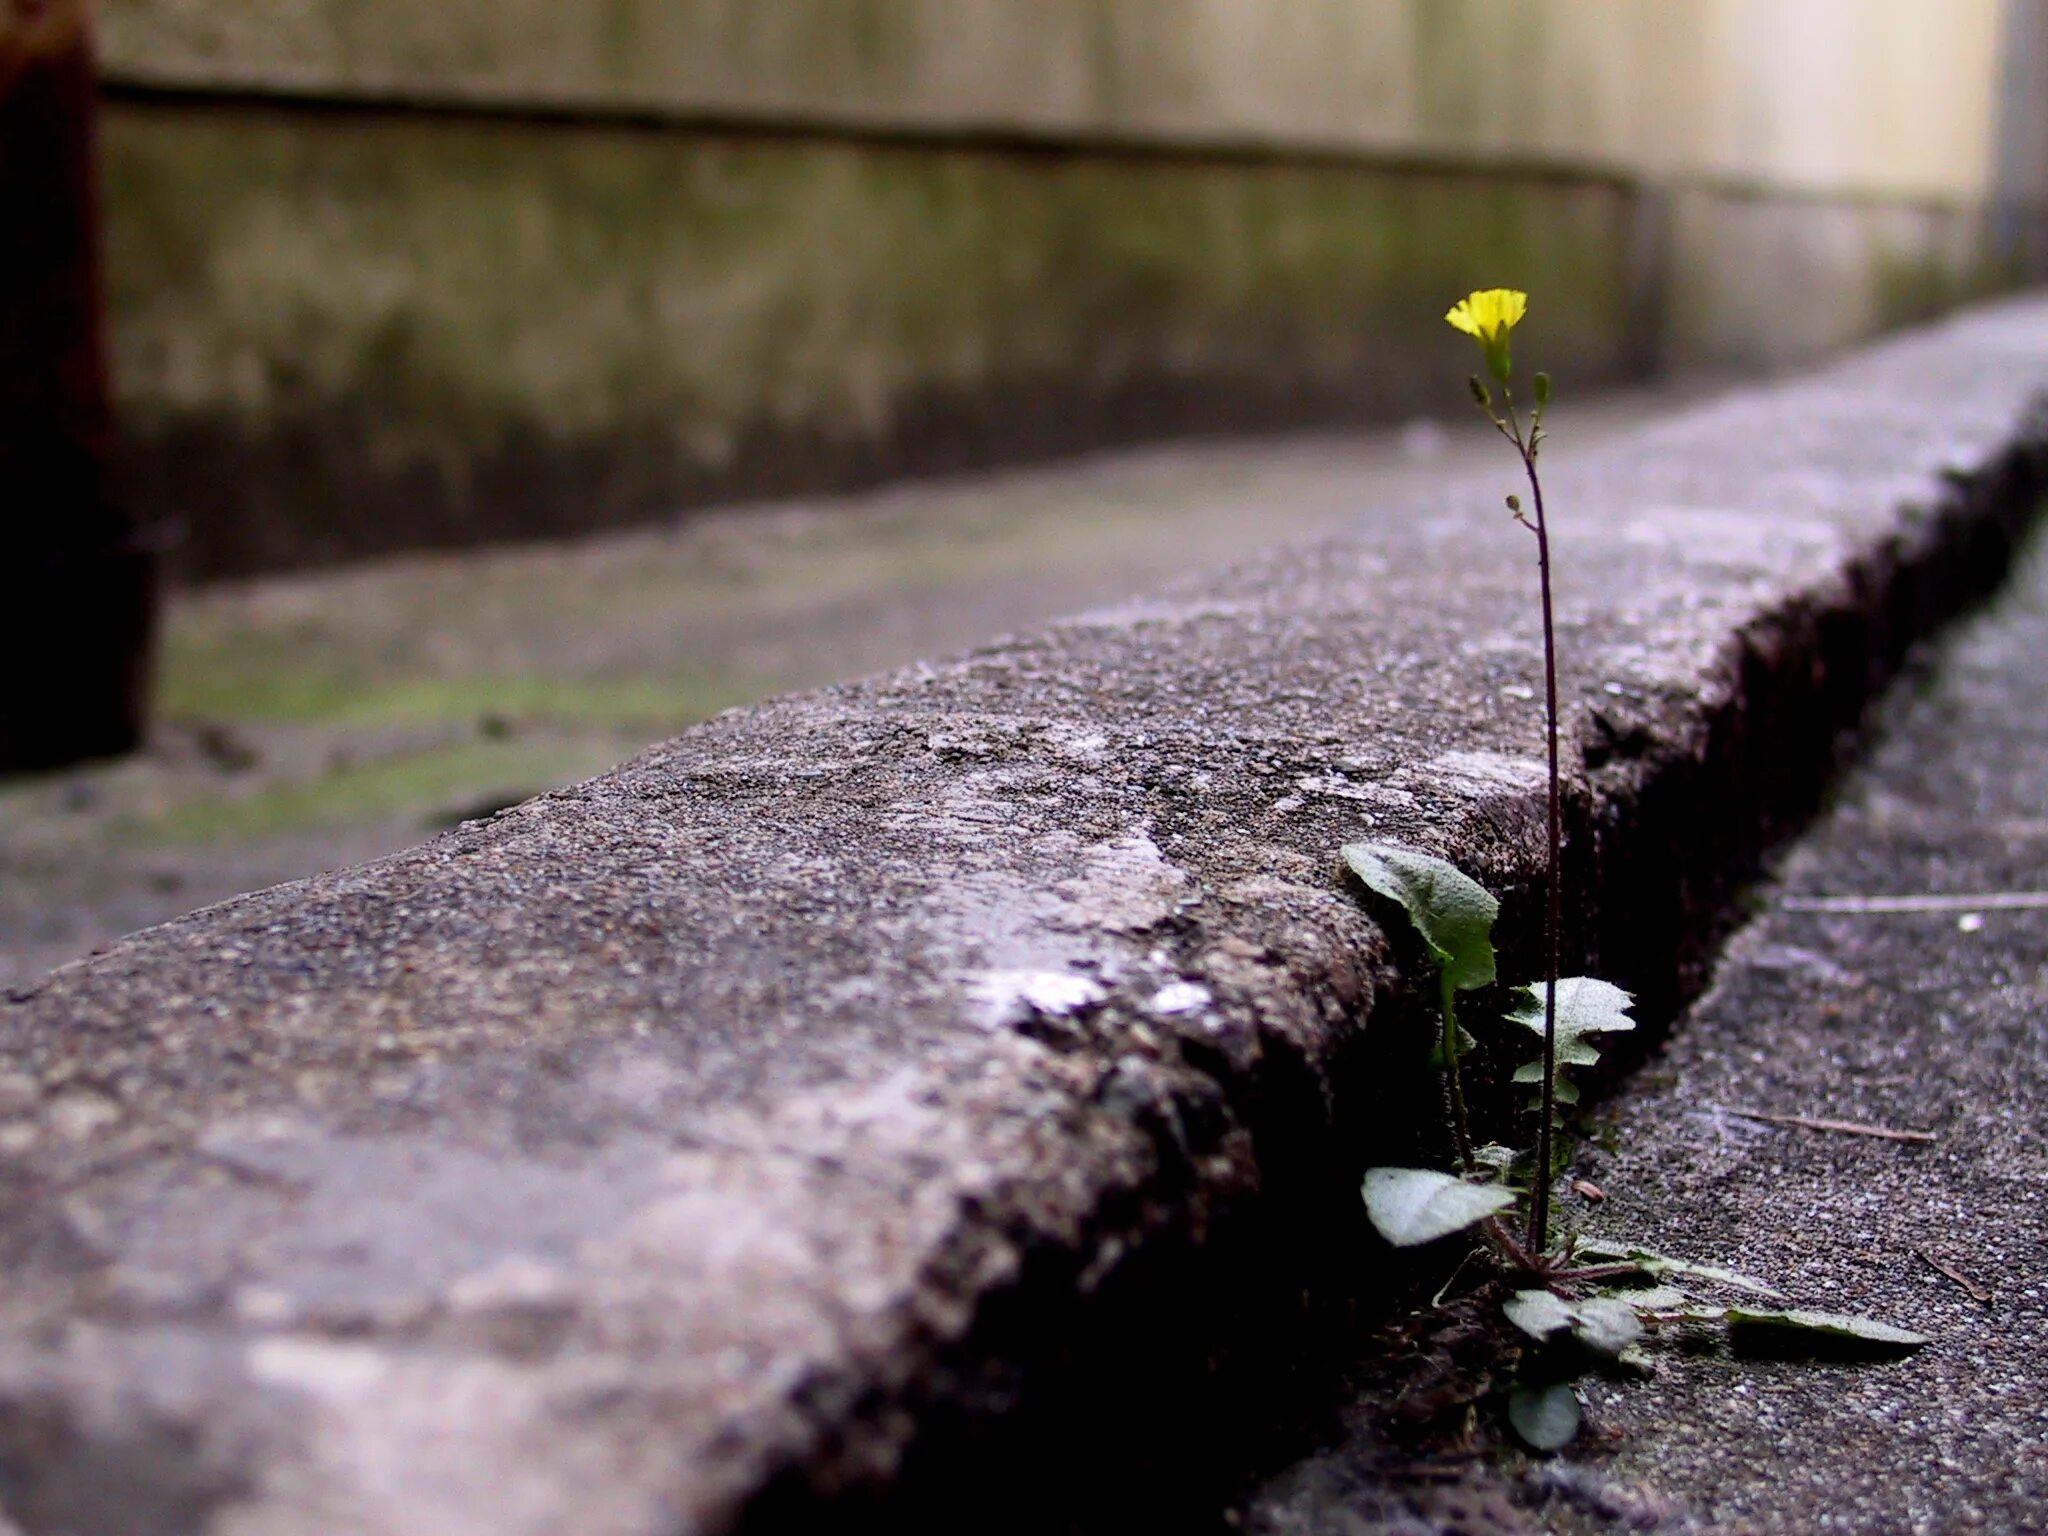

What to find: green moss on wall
left=105, top=102, right=1640, bottom=573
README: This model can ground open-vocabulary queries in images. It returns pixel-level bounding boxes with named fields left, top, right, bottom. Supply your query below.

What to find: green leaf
left=1504, top=1289, right=1576, bottom=1341
left=1512, top=1038, right=1601, bottom=1079
left=1427, top=1020, right=1481, bottom=1070
left=1571, top=1296, right=1644, bottom=1359
left=1342, top=843, right=1498, bottom=991
left=1472, top=1143, right=1523, bottom=1181
left=1507, top=977, right=1637, bottom=1040
left=1506, top=1381, right=1581, bottom=1451
left=1362, top=1167, right=1517, bottom=1248
left=1725, top=1307, right=1928, bottom=1360
left=1503, top=1290, right=1642, bottom=1358
left=1617, top=1286, right=1689, bottom=1312
left=1575, top=1241, right=1785, bottom=1299
left=1671, top=1304, right=1731, bottom=1323
left=1510, top=977, right=1635, bottom=1109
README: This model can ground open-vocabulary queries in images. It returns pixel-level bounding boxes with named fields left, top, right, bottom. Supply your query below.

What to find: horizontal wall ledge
left=4, top=300, right=2047, bottom=1533
left=97, top=74, right=1644, bottom=186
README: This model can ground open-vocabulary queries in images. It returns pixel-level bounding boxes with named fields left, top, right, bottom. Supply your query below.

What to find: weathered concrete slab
left=4, top=301, right=2048, bottom=1533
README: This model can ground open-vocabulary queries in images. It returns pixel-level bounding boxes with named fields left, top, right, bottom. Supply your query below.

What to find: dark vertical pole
left=0, top=0, right=161, bottom=772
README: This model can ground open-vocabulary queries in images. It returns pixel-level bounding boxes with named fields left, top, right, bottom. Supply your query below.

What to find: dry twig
left=1919, top=1250, right=1993, bottom=1303
left=1781, top=891, right=2048, bottom=913
left=1719, top=1106, right=1936, bottom=1143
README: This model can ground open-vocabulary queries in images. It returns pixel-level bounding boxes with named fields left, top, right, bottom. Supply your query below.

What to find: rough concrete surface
left=0, top=383, right=1701, bottom=991
left=3, top=301, right=2048, bottom=1533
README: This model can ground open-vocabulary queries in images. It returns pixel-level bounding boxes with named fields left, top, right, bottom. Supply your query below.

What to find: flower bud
left=1533, top=372, right=1552, bottom=408
left=1469, top=375, right=1493, bottom=413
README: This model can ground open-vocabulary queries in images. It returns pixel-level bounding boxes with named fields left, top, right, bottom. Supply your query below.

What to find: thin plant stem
left=1441, top=973, right=1477, bottom=1175
left=1468, top=347, right=1566, bottom=1258
left=1484, top=1215, right=1537, bottom=1274
left=1546, top=1263, right=1643, bottom=1284
left=1514, top=414, right=1562, bottom=1255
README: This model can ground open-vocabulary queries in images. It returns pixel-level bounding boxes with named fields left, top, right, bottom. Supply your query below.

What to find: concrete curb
left=4, top=301, right=2047, bottom=1534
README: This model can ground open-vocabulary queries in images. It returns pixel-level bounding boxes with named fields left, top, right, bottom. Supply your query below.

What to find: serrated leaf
left=1503, top=1289, right=1576, bottom=1341
left=1508, top=977, right=1637, bottom=1039
left=1725, top=1307, right=1928, bottom=1360
left=1342, top=843, right=1498, bottom=991
left=1506, top=1381, right=1581, bottom=1451
left=1550, top=1078, right=1581, bottom=1107
left=1510, top=978, right=1634, bottom=1109
left=1513, top=1038, right=1602, bottom=1080
left=1362, top=1167, right=1517, bottom=1247
left=1572, top=1296, right=1644, bottom=1358
left=1575, top=1241, right=1785, bottom=1298
left=1472, top=1143, right=1522, bottom=1179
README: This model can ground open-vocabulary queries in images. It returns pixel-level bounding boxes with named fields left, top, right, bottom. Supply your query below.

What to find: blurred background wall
left=96, top=0, right=2048, bottom=575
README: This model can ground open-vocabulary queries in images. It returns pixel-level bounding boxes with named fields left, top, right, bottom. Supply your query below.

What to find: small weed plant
left=1341, top=292, right=1924, bottom=1451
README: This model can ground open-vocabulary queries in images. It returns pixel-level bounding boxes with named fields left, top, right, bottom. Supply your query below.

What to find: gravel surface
left=1243, top=515, right=2048, bottom=1535
left=1552, top=512, right=2048, bottom=1535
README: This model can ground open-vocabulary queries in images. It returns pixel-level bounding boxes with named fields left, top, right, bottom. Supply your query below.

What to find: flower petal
left=1445, top=289, right=1527, bottom=346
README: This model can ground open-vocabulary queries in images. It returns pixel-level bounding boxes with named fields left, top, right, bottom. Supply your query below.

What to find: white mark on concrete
left=1148, top=981, right=1213, bottom=1017
left=1423, top=751, right=1548, bottom=793
left=251, top=1337, right=391, bottom=1398
left=45, top=1087, right=121, bottom=1141
left=1294, top=774, right=1415, bottom=815
left=1053, top=829, right=1191, bottom=934
left=446, top=1255, right=573, bottom=1314
left=970, top=970, right=1106, bottom=1026
left=1044, top=723, right=1110, bottom=766
left=1293, top=774, right=1372, bottom=802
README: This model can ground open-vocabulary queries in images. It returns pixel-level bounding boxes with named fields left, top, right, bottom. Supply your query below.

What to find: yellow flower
left=1445, top=288, right=1527, bottom=382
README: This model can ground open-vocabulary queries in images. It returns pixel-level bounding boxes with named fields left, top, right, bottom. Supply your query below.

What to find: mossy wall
left=106, top=104, right=1642, bottom=573
left=93, top=0, right=2048, bottom=573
